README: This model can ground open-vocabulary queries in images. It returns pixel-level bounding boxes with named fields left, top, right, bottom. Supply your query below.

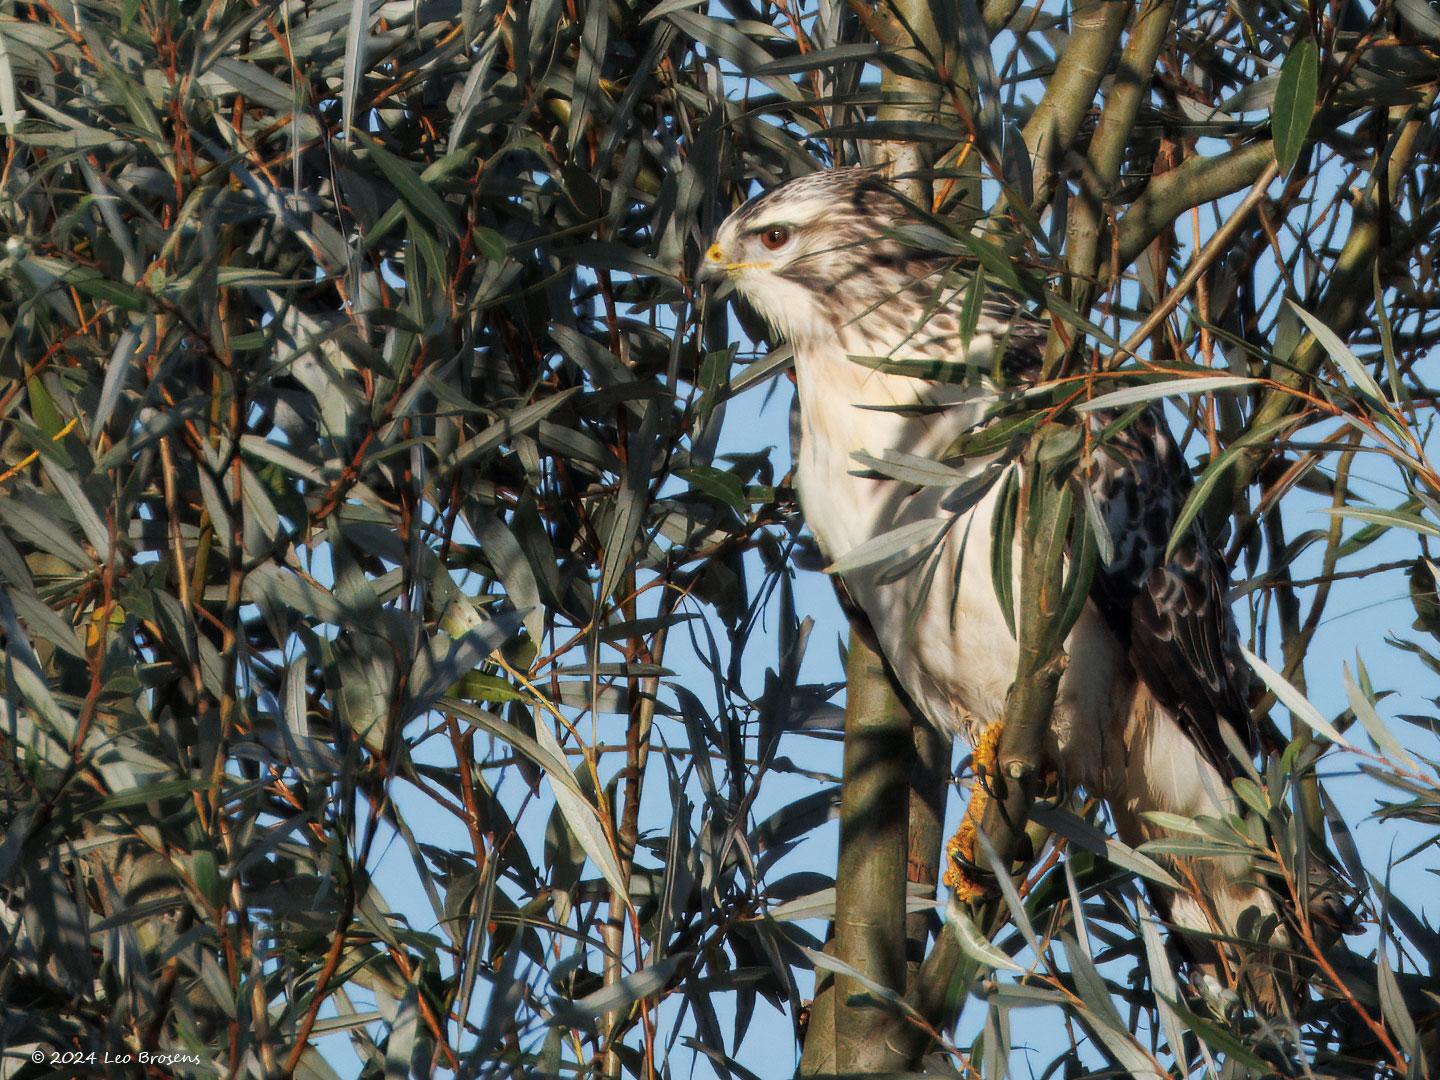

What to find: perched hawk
left=703, top=169, right=1278, bottom=965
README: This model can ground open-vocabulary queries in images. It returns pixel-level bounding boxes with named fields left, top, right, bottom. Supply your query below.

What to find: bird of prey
left=702, top=168, right=1279, bottom=970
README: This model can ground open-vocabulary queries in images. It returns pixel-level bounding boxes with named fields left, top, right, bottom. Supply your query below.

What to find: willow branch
left=1067, top=0, right=1178, bottom=310
left=905, top=720, right=948, bottom=982
left=1112, top=161, right=1281, bottom=364
left=1088, top=0, right=1177, bottom=187
left=830, top=631, right=914, bottom=1072
left=983, top=0, right=1027, bottom=33
left=1113, top=140, right=1276, bottom=270
left=1018, top=0, right=1130, bottom=211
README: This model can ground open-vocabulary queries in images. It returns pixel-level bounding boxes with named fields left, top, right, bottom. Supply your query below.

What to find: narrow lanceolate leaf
left=1272, top=38, right=1319, bottom=173
left=847, top=353, right=984, bottom=382
left=1345, top=662, right=1419, bottom=770
left=946, top=901, right=1026, bottom=974
left=406, top=610, right=522, bottom=719
left=801, top=947, right=920, bottom=1014
left=600, top=401, right=658, bottom=604
left=550, top=954, right=684, bottom=1027
left=1140, top=919, right=1190, bottom=1067
left=358, top=134, right=460, bottom=239
left=1162, top=995, right=1271, bottom=1071
left=768, top=886, right=942, bottom=923
left=850, top=449, right=970, bottom=486
left=567, top=0, right=608, bottom=150
left=1325, top=506, right=1440, bottom=539
left=385, top=985, right=420, bottom=1080
left=341, top=0, right=371, bottom=143
left=1243, top=647, right=1354, bottom=749
left=1062, top=935, right=1165, bottom=1077
left=532, top=717, right=633, bottom=911
left=1075, top=375, right=1258, bottom=413
left=750, top=43, right=884, bottom=76
left=1165, top=414, right=1297, bottom=560
left=1029, top=805, right=1181, bottom=889
left=976, top=831, right=1041, bottom=958
left=989, top=468, right=1019, bottom=638
left=1286, top=298, right=1385, bottom=401
left=1378, top=950, right=1420, bottom=1057
left=93, top=321, right=151, bottom=441
left=40, top=458, right=110, bottom=562
left=825, top=516, right=949, bottom=576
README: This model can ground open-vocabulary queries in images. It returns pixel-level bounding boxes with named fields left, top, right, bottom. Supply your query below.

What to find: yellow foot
left=944, top=722, right=1004, bottom=901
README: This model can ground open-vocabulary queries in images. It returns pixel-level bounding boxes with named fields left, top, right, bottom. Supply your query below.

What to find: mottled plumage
left=704, top=168, right=1279, bottom=979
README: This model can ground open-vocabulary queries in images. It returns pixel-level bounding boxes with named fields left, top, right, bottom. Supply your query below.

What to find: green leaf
left=341, top=0, right=371, bottom=142
left=1286, top=298, right=1386, bottom=402
left=385, top=985, right=420, bottom=1080
left=946, top=903, right=1026, bottom=974
left=849, top=450, right=971, bottom=487
left=1165, top=414, right=1297, bottom=559
left=825, top=516, right=949, bottom=576
left=190, top=850, right=224, bottom=908
left=1326, top=505, right=1440, bottom=540
left=1345, top=660, right=1419, bottom=770
left=1062, top=935, right=1163, bottom=1076
left=989, top=468, right=1019, bottom=639
left=1378, top=950, right=1419, bottom=1057
left=1272, top=38, right=1319, bottom=173
left=846, top=353, right=985, bottom=382
left=802, top=947, right=924, bottom=1017
left=1030, top=805, right=1181, bottom=889
left=1074, top=375, right=1258, bottom=412
left=748, top=43, right=881, bottom=75
left=1243, top=647, right=1354, bottom=748
left=550, top=954, right=685, bottom=1027
left=532, top=717, right=633, bottom=912
left=1163, top=995, right=1271, bottom=1070
left=473, top=226, right=507, bottom=261
left=679, top=465, right=747, bottom=510
left=357, top=132, right=460, bottom=239
left=73, top=274, right=147, bottom=311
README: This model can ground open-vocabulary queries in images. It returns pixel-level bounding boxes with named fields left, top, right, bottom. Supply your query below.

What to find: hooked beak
left=697, top=241, right=737, bottom=298
left=698, top=241, right=729, bottom=282
left=698, top=241, right=770, bottom=296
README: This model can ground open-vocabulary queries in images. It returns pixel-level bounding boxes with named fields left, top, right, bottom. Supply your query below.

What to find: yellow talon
left=944, top=722, right=1004, bottom=901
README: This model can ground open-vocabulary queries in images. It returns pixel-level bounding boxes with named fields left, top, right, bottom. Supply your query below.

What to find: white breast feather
left=793, top=324, right=1127, bottom=782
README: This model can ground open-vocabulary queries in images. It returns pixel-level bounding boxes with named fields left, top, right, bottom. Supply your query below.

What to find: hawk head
left=702, top=169, right=947, bottom=344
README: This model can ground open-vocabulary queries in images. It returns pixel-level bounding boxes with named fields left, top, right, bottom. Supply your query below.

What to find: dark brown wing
left=1085, top=406, right=1255, bottom=772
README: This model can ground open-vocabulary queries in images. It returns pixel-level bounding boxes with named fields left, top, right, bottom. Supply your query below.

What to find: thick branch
left=868, top=0, right=945, bottom=183
left=1020, top=0, right=1131, bottom=211
left=830, top=631, right=913, bottom=1072
left=905, top=721, right=948, bottom=983
left=1087, top=0, right=1177, bottom=187
left=1067, top=0, right=1178, bottom=310
left=1113, top=139, right=1276, bottom=270
left=983, top=0, right=1027, bottom=34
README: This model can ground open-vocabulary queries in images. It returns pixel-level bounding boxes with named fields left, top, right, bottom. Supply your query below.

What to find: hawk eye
left=760, top=226, right=791, bottom=251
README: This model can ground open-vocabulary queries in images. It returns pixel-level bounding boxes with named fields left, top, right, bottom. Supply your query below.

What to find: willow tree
left=0, top=0, right=1437, bottom=1075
